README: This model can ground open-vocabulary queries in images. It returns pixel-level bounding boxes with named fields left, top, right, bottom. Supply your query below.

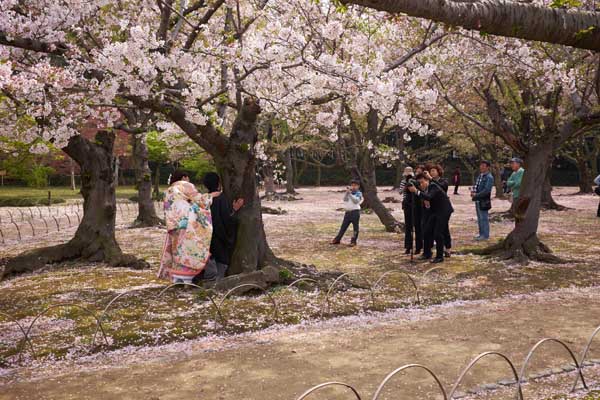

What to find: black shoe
left=415, top=249, right=422, bottom=255
left=431, top=257, right=444, bottom=264
left=444, top=251, right=451, bottom=258
left=404, top=249, right=411, bottom=255
left=419, top=254, right=432, bottom=260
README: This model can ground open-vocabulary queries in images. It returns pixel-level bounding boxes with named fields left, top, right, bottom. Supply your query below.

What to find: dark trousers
left=454, top=184, right=459, bottom=194
left=403, top=206, right=423, bottom=251
left=423, top=213, right=433, bottom=256
left=444, top=221, right=452, bottom=249
left=423, top=213, right=451, bottom=259
left=335, top=210, right=360, bottom=243
left=597, top=200, right=600, bottom=217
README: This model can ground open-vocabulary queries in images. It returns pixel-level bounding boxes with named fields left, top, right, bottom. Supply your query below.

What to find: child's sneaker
left=349, top=242, right=357, bottom=247
left=330, top=239, right=341, bottom=245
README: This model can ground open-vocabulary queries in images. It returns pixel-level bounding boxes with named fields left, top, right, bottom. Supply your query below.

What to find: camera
left=406, top=178, right=418, bottom=188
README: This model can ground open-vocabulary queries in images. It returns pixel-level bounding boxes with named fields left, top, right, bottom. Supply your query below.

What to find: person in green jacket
left=507, top=157, right=524, bottom=202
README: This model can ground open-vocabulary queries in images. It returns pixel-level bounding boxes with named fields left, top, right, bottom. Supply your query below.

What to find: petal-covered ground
left=0, top=186, right=599, bottom=399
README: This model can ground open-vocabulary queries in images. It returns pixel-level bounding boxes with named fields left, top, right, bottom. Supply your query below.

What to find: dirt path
left=2, top=287, right=600, bottom=400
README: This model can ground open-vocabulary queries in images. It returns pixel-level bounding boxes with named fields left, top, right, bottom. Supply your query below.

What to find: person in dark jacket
left=202, top=172, right=244, bottom=278
left=452, top=167, right=461, bottom=195
left=426, top=164, right=452, bottom=257
left=399, top=166, right=423, bottom=255
left=408, top=173, right=454, bottom=263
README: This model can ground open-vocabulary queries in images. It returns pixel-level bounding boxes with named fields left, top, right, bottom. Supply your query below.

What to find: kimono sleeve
left=184, top=182, right=213, bottom=209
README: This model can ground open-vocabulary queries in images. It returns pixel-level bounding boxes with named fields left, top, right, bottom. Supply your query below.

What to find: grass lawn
left=0, top=186, right=164, bottom=201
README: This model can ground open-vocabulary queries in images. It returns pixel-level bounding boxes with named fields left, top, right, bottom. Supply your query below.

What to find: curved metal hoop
left=519, top=338, right=587, bottom=392
left=372, top=270, right=420, bottom=305
left=322, top=272, right=375, bottom=315
left=144, top=282, right=224, bottom=323
left=296, top=381, right=362, bottom=400
left=287, top=278, right=319, bottom=289
left=572, top=324, right=600, bottom=391
left=372, top=363, right=447, bottom=400
left=423, top=266, right=444, bottom=277
left=448, top=351, right=523, bottom=399
left=21, top=303, right=109, bottom=360
left=0, top=311, right=35, bottom=362
left=218, top=284, right=279, bottom=324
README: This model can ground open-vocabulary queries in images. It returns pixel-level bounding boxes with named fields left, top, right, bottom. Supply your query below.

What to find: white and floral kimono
left=158, top=180, right=213, bottom=283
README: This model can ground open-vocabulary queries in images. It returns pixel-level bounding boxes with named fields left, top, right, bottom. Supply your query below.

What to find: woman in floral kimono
left=158, top=170, right=220, bottom=283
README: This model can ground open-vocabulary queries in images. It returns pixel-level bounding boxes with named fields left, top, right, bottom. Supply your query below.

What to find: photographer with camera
left=408, top=172, right=454, bottom=263
left=399, top=167, right=423, bottom=255
left=426, top=164, right=452, bottom=257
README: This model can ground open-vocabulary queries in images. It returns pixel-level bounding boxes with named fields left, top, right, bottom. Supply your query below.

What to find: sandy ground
left=1, top=287, right=600, bottom=400
left=1, top=186, right=599, bottom=399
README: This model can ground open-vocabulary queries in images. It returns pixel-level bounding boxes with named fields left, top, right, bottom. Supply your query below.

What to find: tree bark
left=1, top=131, right=147, bottom=280
left=315, top=163, right=322, bottom=187
left=283, top=148, right=296, bottom=194
left=491, top=162, right=506, bottom=199
left=541, top=163, right=567, bottom=210
left=69, top=157, right=77, bottom=191
left=132, top=134, right=162, bottom=227
left=478, top=143, right=563, bottom=264
left=575, top=154, right=593, bottom=194
left=212, top=99, right=277, bottom=275
left=343, top=0, right=600, bottom=51
left=153, top=164, right=161, bottom=200
left=355, top=156, right=402, bottom=233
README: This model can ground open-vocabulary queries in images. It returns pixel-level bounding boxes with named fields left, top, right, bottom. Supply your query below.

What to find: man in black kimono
left=202, top=172, right=244, bottom=279
left=408, top=173, right=454, bottom=263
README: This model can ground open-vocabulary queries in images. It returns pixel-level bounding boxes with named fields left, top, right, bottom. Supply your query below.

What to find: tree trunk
left=315, top=163, right=322, bottom=187
left=355, top=156, right=402, bottom=233
left=212, top=99, right=277, bottom=276
left=283, top=148, right=296, bottom=194
left=576, top=154, right=593, bottom=194
left=69, top=158, right=77, bottom=191
left=1, top=131, right=147, bottom=280
left=295, top=159, right=307, bottom=187
left=153, top=165, right=161, bottom=200
left=114, top=156, right=120, bottom=188
left=393, top=161, right=403, bottom=190
left=132, top=134, right=162, bottom=227
left=342, top=0, right=600, bottom=52
left=491, top=162, right=506, bottom=199
left=478, top=143, right=562, bottom=264
left=541, top=163, right=567, bottom=210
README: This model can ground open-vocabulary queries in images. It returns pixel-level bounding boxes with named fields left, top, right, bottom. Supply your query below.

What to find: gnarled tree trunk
left=212, top=100, right=277, bottom=276
left=132, top=134, right=162, bottom=227
left=491, top=162, right=506, bottom=199
left=1, top=131, right=147, bottom=280
left=478, top=143, right=563, bottom=264
left=355, top=155, right=402, bottom=233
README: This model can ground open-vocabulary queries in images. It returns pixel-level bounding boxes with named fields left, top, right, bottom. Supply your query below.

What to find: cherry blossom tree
left=0, top=0, right=306, bottom=282
left=431, top=32, right=600, bottom=262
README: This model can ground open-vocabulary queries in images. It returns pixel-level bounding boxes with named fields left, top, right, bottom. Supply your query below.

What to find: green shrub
left=0, top=197, right=66, bottom=207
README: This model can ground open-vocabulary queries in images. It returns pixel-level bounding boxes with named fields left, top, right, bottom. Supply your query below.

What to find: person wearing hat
left=399, top=166, right=423, bottom=255
left=471, top=160, right=494, bottom=241
left=507, top=157, right=525, bottom=204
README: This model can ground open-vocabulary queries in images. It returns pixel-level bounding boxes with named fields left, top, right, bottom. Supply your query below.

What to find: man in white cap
left=507, top=157, right=525, bottom=204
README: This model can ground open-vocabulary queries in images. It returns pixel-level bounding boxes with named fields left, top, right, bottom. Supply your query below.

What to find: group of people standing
left=158, top=170, right=244, bottom=284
